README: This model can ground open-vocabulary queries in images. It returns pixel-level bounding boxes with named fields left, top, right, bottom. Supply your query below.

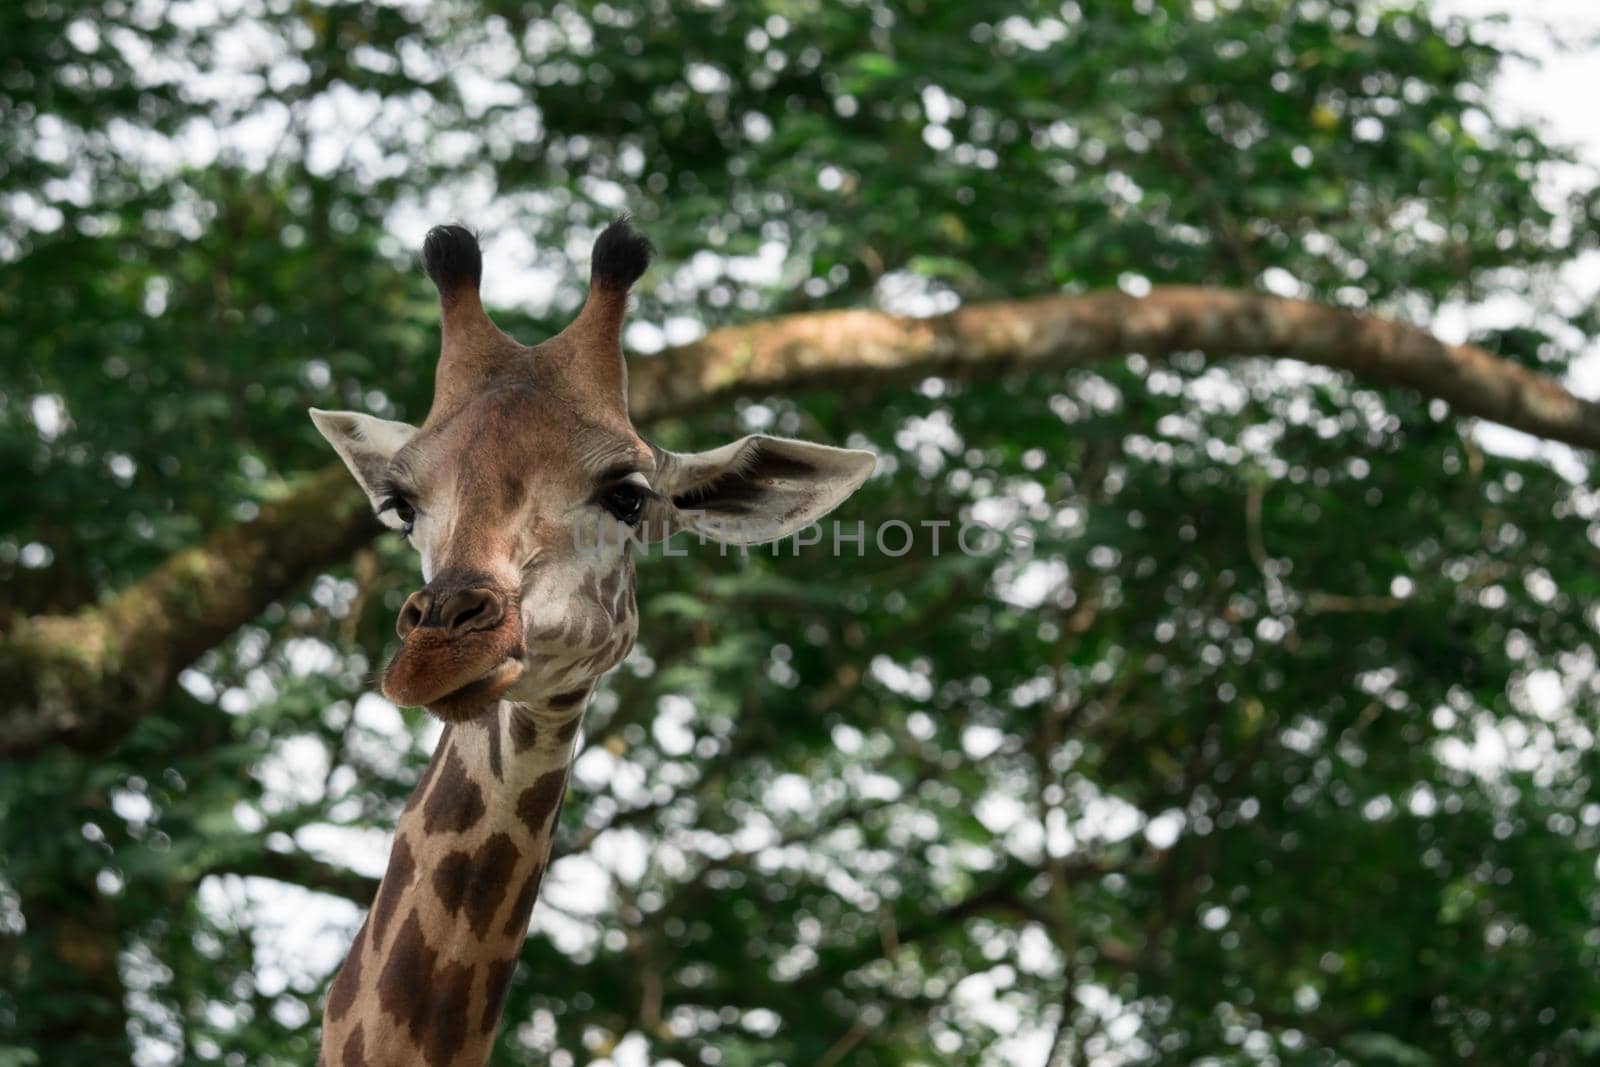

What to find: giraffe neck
left=320, top=691, right=589, bottom=1067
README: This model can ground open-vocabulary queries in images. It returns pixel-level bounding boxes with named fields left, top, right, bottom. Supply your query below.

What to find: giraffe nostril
left=440, top=587, right=502, bottom=635
left=396, top=591, right=430, bottom=639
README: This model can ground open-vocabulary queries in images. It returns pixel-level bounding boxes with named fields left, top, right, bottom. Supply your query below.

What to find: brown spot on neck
left=420, top=961, right=475, bottom=1067
left=510, top=712, right=539, bottom=753
left=479, top=957, right=517, bottom=1034
left=509, top=693, right=587, bottom=755
left=340, top=1023, right=368, bottom=1067
left=516, top=769, right=569, bottom=837
left=422, top=745, right=487, bottom=835
left=430, top=832, right=520, bottom=939
left=547, top=687, right=589, bottom=711
left=325, top=919, right=367, bottom=1022
left=369, top=836, right=415, bottom=950
left=377, top=911, right=437, bottom=1031
left=377, top=911, right=476, bottom=1067
left=501, top=860, right=548, bottom=938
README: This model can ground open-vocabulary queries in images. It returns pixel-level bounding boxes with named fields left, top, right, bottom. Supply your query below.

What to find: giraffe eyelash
left=374, top=490, right=418, bottom=534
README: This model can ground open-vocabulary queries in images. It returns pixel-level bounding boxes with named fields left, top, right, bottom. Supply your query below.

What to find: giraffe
left=307, top=218, right=875, bottom=1066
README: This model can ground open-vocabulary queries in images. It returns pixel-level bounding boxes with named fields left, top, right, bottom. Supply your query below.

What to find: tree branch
left=0, top=467, right=378, bottom=757
left=205, top=848, right=381, bottom=906
left=4, top=286, right=1596, bottom=759
left=628, top=287, right=1600, bottom=448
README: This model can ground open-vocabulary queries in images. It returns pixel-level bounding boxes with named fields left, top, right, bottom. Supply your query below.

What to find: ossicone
left=422, top=223, right=483, bottom=302
left=590, top=215, right=654, bottom=292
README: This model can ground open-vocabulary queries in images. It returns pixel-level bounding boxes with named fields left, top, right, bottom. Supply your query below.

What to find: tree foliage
left=3, top=1, right=1599, bottom=1065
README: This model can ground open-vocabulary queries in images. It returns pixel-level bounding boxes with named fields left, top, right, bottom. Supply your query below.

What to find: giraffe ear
left=648, top=435, right=876, bottom=545
left=309, top=408, right=419, bottom=502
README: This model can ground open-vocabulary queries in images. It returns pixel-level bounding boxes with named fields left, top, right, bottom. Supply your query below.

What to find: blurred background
left=5, top=1, right=1600, bottom=1064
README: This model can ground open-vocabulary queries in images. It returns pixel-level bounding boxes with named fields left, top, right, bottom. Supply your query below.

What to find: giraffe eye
left=379, top=496, right=416, bottom=535
left=598, top=483, right=648, bottom=526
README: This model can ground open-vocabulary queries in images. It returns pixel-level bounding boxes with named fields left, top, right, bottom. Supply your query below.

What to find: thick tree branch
left=0, top=467, right=378, bottom=756
left=206, top=849, right=381, bottom=906
left=4, top=287, right=1597, bottom=759
left=629, top=287, right=1600, bottom=446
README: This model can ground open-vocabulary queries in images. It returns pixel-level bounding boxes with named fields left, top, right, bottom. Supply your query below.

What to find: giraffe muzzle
left=381, top=580, right=526, bottom=720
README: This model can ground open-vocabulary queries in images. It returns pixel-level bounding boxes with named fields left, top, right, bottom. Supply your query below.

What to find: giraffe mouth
left=425, top=655, right=526, bottom=722
left=381, top=601, right=526, bottom=717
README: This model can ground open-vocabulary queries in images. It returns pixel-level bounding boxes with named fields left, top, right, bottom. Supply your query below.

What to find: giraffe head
left=310, top=219, right=875, bottom=722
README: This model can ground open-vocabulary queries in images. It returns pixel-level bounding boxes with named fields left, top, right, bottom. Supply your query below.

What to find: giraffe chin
left=422, top=657, right=526, bottom=722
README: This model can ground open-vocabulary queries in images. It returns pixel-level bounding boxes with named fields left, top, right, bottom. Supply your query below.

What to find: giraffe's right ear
left=309, top=408, right=419, bottom=501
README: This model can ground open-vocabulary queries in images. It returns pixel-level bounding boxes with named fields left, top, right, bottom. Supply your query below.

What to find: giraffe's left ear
left=647, top=435, right=877, bottom=545
left=309, top=408, right=419, bottom=502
